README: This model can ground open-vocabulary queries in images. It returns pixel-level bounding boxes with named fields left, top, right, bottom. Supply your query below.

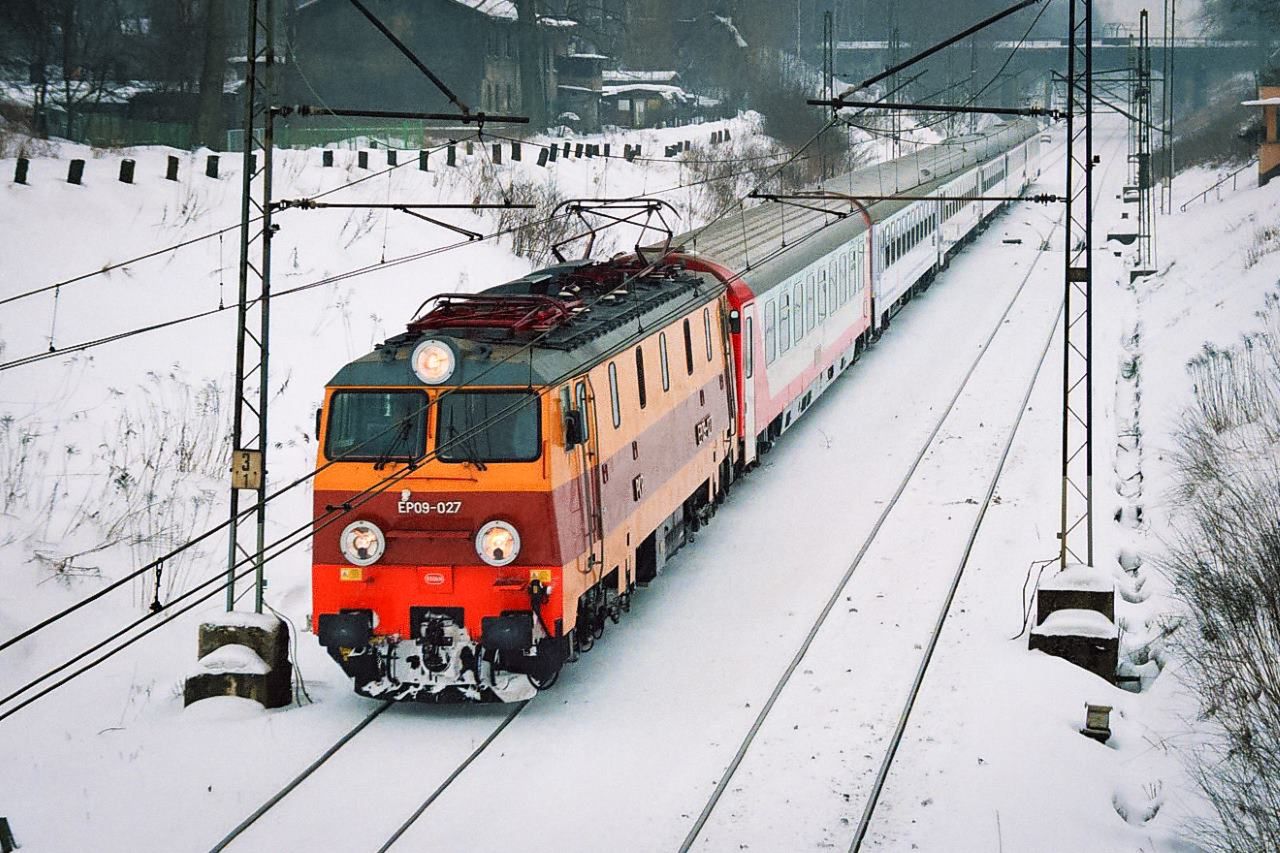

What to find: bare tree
left=1165, top=292, right=1280, bottom=853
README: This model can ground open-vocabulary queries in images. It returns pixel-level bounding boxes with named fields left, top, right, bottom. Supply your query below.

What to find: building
left=288, top=0, right=549, bottom=124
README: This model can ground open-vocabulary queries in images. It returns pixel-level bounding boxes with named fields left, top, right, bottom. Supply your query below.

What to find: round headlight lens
left=475, top=520, right=520, bottom=567
left=411, top=339, right=455, bottom=385
left=339, top=520, right=386, bottom=566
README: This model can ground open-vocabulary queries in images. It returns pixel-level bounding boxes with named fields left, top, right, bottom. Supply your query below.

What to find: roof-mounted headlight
left=475, top=520, right=520, bottom=567
left=339, top=520, right=386, bottom=566
left=411, top=339, right=455, bottom=385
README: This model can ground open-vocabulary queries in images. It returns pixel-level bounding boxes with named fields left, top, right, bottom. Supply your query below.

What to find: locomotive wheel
left=577, top=626, right=595, bottom=652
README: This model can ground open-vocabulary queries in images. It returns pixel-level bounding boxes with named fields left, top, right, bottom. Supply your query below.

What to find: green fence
left=51, top=112, right=194, bottom=150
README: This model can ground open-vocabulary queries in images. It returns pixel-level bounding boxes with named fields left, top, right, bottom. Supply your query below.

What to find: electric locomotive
left=312, top=259, right=736, bottom=702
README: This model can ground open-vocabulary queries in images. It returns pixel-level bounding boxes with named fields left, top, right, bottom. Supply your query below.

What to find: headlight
left=475, top=520, right=520, bottom=567
left=339, top=520, right=386, bottom=566
left=411, top=339, right=455, bottom=385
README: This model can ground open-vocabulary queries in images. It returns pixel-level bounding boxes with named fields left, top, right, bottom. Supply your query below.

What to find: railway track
left=207, top=701, right=526, bottom=852
left=676, top=132, right=1123, bottom=852
left=208, top=134, right=1095, bottom=853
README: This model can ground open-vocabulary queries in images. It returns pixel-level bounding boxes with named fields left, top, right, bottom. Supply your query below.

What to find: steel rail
left=678, top=185, right=1068, bottom=853
left=208, top=702, right=393, bottom=851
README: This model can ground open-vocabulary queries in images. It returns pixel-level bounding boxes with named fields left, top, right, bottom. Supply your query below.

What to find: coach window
left=682, top=318, right=694, bottom=375
left=608, top=362, right=621, bottom=428
left=779, top=293, right=791, bottom=352
left=792, top=281, right=804, bottom=342
left=575, top=380, right=590, bottom=441
left=745, top=316, right=754, bottom=378
left=840, top=253, right=849, bottom=305
left=807, top=275, right=817, bottom=331
left=659, top=331, right=670, bottom=391
left=635, top=346, right=647, bottom=409
left=765, top=301, right=777, bottom=364
left=817, top=269, right=827, bottom=319
left=703, top=307, right=713, bottom=361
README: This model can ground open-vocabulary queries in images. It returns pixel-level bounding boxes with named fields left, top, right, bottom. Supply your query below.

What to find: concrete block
left=185, top=612, right=291, bottom=709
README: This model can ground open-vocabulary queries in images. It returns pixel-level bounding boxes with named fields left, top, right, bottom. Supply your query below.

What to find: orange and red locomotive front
left=312, top=259, right=735, bottom=702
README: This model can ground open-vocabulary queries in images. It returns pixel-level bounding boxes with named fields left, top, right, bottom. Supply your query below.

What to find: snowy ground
left=1, top=109, right=1278, bottom=852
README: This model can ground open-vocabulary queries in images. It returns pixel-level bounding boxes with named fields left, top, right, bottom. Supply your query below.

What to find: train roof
left=328, top=260, right=724, bottom=389
left=676, top=118, right=1040, bottom=289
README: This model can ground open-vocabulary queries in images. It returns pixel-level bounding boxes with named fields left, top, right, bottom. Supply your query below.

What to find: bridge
left=835, top=37, right=1277, bottom=112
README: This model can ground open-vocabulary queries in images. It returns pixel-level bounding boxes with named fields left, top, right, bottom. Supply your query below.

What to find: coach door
left=740, top=302, right=758, bottom=466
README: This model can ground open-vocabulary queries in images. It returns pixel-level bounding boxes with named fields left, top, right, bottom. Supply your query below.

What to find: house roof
left=296, top=0, right=518, bottom=21
left=603, top=70, right=680, bottom=84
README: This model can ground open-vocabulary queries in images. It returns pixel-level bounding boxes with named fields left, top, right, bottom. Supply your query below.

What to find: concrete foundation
left=1029, top=564, right=1119, bottom=682
left=184, top=612, right=292, bottom=709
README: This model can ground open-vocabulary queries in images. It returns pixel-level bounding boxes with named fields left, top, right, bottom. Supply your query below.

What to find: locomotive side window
left=635, top=346, right=647, bottom=410
left=683, top=319, right=694, bottom=376
left=608, top=362, right=621, bottom=428
left=745, top=316, right=754, bottom=378
left=659, top=332, right=671, bottom=391
left=703, top=308, right=713, bottom=361
left=765, top=301, right=777, bottom=364
left=325, top=390, right=427, bottom=462
left=437, top=391, right=540, bottom=463
left=575, top=380, right=590, bottom=441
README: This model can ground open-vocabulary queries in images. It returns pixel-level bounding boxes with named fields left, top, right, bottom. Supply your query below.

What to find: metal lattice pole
left=1060, top=0, right=1093, bottom=570
left=1136, top=11, right=1155, bottom=270
left=227, top=0, right=276, bottom=614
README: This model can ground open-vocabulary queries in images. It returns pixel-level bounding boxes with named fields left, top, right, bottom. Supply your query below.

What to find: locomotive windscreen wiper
left=372, top=417, right=414, bottom=470
left=446, top=410, right=488, bottom=471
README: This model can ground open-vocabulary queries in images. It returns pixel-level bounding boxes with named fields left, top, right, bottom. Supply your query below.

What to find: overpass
left=835, top=37, right=1277, bottom=112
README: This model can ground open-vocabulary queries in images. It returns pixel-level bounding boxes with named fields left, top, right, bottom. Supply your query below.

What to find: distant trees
left=1201, top=0, right=1280, bottom=38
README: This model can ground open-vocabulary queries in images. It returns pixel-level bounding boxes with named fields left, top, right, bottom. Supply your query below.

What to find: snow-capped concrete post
left=13, top=157, right=28, bottom=184
left=1028, top=564, right=1118, bottom=682
left=357, top=150, right=368, bottom=169
left=491, top=143, right=501, bottom=164
left=418, top=150, right=429, bottom=171
left=537, top=147, right=548, bottom=167
left=67, top=159, right=85, bottom=185
left=511, top=141, right=521, bottom=161
left=447, top=145, right=457, bottom=166
left=386, top=149, right=397, bottom=166
left=119, top=159, right=135, bottom=184
left=0, top=817, right=17, bottom=853
left=1080, top=703, right=1112, bottom=742
left=184, top=612, right=292, bottom=709
left=322, top=149, right=334, bottom=167
left=165, top=155, right=179, bottom=181
left=548, top=144, right=558, bottom=162
left=205, top=154, right=219, bottom=179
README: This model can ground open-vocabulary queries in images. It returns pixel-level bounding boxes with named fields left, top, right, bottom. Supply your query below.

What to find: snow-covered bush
left=1164, top=290, right=1280, bottom=852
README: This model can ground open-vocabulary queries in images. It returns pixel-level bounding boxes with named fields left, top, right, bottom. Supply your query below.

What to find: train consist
left=311, top=119, right=1042, bottom=702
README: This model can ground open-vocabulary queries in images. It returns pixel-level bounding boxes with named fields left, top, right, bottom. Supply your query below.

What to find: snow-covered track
left=206, top=701, right=526, bottom=852
left=676, top=213, right=1060, bottom=853
left=679, top=136, right=1125, bottom=852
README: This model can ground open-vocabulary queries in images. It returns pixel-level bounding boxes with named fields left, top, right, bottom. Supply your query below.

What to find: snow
left=451, top=0, right=518, bottom=21
left=1039, top=562, right=1116, bottom=592
left=1241, top=97, right=1280, bottom=106
left=194, top=643, right=271, bottom=676
left=0, top=103, right=1277, bottom=852
left=1031, top=609, right=1120, bottom=639
left=203, top=611, right=283, bottom=632
left=603, top=70, right=680, bottom=85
